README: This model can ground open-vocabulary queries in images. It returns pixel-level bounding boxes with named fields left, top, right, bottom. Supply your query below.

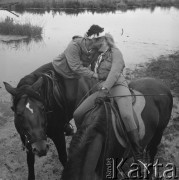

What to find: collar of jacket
left=94, top=48, right=110, bottom=73
left=74, top=37, right=93, bottom=56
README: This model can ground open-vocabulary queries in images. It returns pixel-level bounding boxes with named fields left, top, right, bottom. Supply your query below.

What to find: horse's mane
left=62, top=103, right=110, bottom=179
left=17, top=73, right=39, bottom=88
left=13, top=63, right=54, bottom=109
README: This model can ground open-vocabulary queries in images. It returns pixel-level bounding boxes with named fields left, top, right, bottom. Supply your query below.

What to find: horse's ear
left=3, top=82, right=17, bottom=96
left=32, top=77, right=43, bottom=91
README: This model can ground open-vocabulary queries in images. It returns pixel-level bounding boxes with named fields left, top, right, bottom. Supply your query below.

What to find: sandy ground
left=0, top=55, right=179, bottom=179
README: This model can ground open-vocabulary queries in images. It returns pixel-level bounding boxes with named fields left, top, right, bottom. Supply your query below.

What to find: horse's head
left=4, top=77, right=49, bottom=157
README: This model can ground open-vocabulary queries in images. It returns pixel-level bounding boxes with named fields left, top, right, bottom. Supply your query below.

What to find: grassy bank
left=131, top=51, right=179, bottom=93
left=2, top=0, right=179, bottom=11
left=0, top=17, right=42, bottom=37
left=130, top=52, right=179, bottom=172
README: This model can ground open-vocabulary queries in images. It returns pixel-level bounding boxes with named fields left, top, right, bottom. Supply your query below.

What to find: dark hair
left=86, top=25, right=104, bottom=37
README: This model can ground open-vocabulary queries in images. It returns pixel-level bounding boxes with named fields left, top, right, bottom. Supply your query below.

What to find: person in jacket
left=74, top=33, right=144, bottom=163
left=52, top=25, right=104, bottom=135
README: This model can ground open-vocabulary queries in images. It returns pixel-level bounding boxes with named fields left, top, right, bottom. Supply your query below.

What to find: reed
left=0, top=17, right=43, bottom=37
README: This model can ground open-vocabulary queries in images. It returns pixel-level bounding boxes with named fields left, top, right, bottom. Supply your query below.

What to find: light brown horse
left=62, top=78, right=173, bottom=180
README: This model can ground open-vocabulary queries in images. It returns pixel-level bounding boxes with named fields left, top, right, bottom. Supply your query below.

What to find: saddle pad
left=111, top=90, right=146, bottom=148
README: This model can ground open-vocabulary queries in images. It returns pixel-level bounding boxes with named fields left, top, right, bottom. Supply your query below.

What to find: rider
left=52, top=25, right=104, bottom=135
left=74, top=33, right=144, bottom=163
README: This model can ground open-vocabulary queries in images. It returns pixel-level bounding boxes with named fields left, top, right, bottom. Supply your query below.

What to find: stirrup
left=64, top=123, right=74, bottom=136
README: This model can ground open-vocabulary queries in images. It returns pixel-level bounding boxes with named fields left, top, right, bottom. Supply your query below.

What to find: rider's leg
left=110, top=84, right=144, bottom=162
left=74, top=92, right=98, bottom=129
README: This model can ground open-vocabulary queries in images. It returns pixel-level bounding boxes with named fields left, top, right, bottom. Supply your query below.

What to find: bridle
left=18, top=125, right=47, bottom=149
left=13, top=89, right=51, bottom=149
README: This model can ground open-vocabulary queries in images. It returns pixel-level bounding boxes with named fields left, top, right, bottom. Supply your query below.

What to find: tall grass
left=132, top=51, right=179, bottom=93
left=0, top=17, right=43, bottom=37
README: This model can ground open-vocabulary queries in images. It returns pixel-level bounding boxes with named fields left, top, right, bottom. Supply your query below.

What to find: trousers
left=74, top=78, right=137, bottom=132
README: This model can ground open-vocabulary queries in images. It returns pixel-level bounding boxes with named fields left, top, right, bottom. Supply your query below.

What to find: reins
left=101, top=101, right=110, bottom=179
left=76, top=80, right=177, bottom=111
left=107, top=92, right=179, bottom=99
left=99, top=100, right=131, bottom=179
left=108, top=93, right=171, bottom=99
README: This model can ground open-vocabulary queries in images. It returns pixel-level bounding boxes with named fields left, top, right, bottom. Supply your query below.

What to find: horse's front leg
left=27, top=150, right=35, bottom=180
left=51, top=130, right=67, bottom=167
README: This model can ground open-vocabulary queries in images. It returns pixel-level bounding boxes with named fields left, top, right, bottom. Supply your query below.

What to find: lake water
left=0, top=7, right=179, bottom=82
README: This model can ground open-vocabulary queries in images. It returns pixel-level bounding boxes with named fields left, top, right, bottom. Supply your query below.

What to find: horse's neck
left=81, top=133, right=103, bottom=180
left=78, top=105, right=109, bottom=179
left=76, top=77, right=99, bottom=106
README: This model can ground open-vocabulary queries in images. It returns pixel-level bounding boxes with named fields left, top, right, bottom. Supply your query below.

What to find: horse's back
left=129, top=78, right=171, bottom=95
left=129, top=78, right=173, bottom=145
left=129, top=77, right=173, bottom=121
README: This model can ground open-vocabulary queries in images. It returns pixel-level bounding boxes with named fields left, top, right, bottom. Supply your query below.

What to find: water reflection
left=15, top=8, right=117, bottom=16
left=0, top=36, right=43, bottom=50
left=0, top=7, right=179, bottom=82
left=14, top=6, right=169, bottom=16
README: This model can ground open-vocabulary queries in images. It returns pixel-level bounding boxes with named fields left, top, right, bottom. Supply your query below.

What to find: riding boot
left=127, top=129, right=144, bottom=163
left=64, top=123, right=74, bottom=136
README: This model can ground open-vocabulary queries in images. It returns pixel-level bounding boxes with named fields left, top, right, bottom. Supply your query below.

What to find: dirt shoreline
left=0, top=52, right=179, bottom=179
left=0, top=35, right=28, bottom=42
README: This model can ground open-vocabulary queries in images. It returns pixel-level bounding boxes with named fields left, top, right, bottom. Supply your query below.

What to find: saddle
left=43, top=70, right=68, bottom=117
left=110, top=88, right=145, bottom=148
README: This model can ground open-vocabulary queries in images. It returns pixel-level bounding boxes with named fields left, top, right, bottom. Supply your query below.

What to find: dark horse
left=62, top=78, right=173, bottom=180
left=3, top=35, right=106, bottom=179
left=3, top=62, right=99, bottom=179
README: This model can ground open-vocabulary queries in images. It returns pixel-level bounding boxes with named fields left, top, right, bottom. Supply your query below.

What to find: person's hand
left=97, top=87, right=109, bottom=98
left=92, top=73, right=99, bottom=79
left=98, top=73, right=107, bottom=81
left=95, top=87, right=110, bottom=104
